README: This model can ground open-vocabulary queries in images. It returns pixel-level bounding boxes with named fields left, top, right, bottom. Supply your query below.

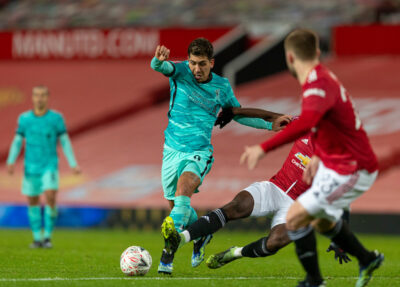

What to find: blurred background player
left=6, top=85, right=81, bottom=249
left=240, top=29, right=383, bottom=287
left=151, top=38, right=289, bottom=274
left=162, top=108, right=350, bottom=271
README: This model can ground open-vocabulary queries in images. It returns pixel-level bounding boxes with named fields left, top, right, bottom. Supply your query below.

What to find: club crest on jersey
left=301, top=139, right=309, bottom=145
left=295, top=152, right=311, bottom=168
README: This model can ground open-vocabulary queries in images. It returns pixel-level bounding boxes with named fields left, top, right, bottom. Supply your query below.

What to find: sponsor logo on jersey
left=294, top=152, right=311, bottom=168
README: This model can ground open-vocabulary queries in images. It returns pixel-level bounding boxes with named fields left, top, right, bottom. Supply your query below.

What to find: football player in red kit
left=240, top=29, right=383, bottom=287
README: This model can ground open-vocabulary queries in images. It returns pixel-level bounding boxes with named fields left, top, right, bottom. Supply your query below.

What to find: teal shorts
left=22, top=170, right=59, bottom=197
left=161, top=145, right=214, bottom=201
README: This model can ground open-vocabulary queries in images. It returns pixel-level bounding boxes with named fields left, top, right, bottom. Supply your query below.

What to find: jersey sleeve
left=15, top=115, right=25, bottom=137
left=220, top=82, right=240, bottom=108
left=56, top=114, right=68, bottom=136
left=302, top=78, right=335, bottom=114
left=169, top=61, right=188, bottom=80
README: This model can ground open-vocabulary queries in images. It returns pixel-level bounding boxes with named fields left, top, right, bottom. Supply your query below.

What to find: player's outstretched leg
left=206, top=224, right=289, bottom=269
left=206, top=246, right=240, bottom=269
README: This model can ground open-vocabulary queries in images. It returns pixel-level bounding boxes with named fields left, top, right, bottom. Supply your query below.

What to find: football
left=120, top=246, right=152, bottom=276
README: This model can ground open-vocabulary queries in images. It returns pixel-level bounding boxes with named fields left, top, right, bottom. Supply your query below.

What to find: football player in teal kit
left=151, top=38, right=289, bottom=274
left=7, top=86, right=80, bottom=248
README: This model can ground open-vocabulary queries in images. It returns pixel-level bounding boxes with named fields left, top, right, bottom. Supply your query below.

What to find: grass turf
left=0, top=229, right=399, bottom=287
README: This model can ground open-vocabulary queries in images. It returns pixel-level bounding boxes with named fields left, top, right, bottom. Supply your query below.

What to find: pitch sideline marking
left=0, top=276, right=397, bottom=282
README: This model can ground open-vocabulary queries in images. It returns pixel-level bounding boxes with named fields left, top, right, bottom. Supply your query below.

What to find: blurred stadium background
left=0, top=0, right=399, bottom=234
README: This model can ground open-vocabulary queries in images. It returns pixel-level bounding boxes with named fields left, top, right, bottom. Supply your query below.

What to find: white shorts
left=298, top=161, right=378, bottom=222
left=245, top=181, right=294, bottom=228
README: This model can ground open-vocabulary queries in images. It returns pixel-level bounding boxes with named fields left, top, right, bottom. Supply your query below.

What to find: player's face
left=32, top=87, right=49, bottom=110
left=285, top=50, right=298, bottom=79
left=188, top=54, right=214, bottom=83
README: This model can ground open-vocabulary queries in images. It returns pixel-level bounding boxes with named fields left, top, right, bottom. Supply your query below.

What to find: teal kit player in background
left=151, top=38, right=290, bottom=274
left=6, top=86, right=81, bottom=249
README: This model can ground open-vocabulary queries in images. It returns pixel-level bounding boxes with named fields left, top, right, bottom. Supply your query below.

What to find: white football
left=120, top=246, right=152, bottom=276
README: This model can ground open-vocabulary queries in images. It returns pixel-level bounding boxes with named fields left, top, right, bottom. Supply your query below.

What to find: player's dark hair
left=188, top=38, right=213, bottom=59
left=284, top=29, right=319, bottom=61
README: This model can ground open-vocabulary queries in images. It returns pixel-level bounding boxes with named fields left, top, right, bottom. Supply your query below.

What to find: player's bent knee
left=267, top=230, right=291, bottom=251
left=285, top=202, right=310, bottom=231
left=311, top=218, right=335, bottom=233
left=222, top=190, right=253, bottom=220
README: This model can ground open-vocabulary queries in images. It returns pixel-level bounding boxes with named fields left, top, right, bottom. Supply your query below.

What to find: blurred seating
left=0, top=0, right=398, bottom=35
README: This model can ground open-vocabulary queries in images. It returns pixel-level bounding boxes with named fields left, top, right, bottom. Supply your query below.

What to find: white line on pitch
left=1, top=276, right=397, bottom=282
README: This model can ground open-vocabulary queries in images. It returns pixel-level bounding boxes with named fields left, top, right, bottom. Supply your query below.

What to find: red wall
left=333, top=24, right=400, bottom=56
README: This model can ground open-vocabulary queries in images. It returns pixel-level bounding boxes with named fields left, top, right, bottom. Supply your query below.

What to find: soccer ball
left=120, top=246, right=152, bottom=276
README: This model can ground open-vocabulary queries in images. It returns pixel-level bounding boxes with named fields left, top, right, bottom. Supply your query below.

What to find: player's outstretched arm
left=6, top=134, right=24, bottom=175
left=215, top=107, right=291, bottom=131
left=150, top=45, right=175, bottom=76
left=232, top=107, right=292, bottom=131
left=59, top=133, right=81, bottom=175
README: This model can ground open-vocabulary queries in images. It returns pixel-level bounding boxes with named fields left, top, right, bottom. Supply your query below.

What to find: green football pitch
left=0, top=229, right=399, bottom=287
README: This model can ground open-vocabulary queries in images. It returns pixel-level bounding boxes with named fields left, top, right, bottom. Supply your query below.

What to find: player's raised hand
left=72, top=166, right=82, bottom=175
left=155, top=45, right=170, bottom=61
left=272, top=115, right=292, bottom=132
left=303, top=155, right=320, bottom=185
left=6, top=164, right=15, bottom=175
left=240, top=145, right=265, bottom=170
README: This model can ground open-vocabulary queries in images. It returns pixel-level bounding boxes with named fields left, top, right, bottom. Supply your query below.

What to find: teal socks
left=170, top=196, right=191, bottom=232
left=188, top=206, right=198, bottom=226
left=28, top=206, right=42, bottom=241
left=44, top=205, right=58, bottom=240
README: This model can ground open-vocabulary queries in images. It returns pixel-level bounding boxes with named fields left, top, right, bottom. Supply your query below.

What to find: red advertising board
left=0, top=27, right=232, bottom=60
left=333, top=24, right=400, bottom=56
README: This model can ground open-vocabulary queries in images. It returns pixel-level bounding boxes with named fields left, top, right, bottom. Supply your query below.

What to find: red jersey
left=261, top=64, right=378, bottom=175
left=270, top=133, right=313, bottom=200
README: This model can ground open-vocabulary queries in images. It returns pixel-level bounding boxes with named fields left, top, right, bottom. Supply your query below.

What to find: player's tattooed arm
left=232, top=107, right=292, bottom=131
left=215, top=107, right=292, bottom=131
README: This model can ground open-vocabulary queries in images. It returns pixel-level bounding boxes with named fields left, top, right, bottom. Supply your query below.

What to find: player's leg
left=23, top=175, right=44, bottom=248
left=43, top=189, right=57, bottom=248
left=168, top=171, right=199, bottom=233
left=158, top=149, right=180, bottom=275
left=42, top=171, right=59, bottom=248
left=207, top=224, right=291, bottom=269
left=159, top=148, right=206, bottom=274
left=181, top=190, right=254, bottom=246
left=207, top=182, right=293, bottom=269
left=286, top=202, right=323, bottom=287
left=312, top=170, right=383, bottom=287
left=27, top=195, right=42, bottom=248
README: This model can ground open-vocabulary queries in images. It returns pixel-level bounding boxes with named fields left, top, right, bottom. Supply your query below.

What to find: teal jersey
left=165, top=61, right=240, bottom=152
left=16, top=110, right=67, bottom=175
